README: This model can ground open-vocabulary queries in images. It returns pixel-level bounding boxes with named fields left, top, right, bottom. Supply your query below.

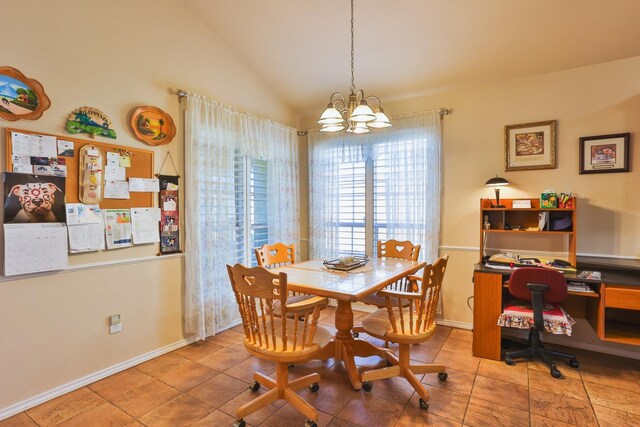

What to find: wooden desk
left=274, top=258, right=426, bottom=389
left=473, top=260, right=640, bottom=360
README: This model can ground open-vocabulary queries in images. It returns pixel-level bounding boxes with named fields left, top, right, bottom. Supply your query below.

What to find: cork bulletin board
left=5, top=128, right=154, bottom=209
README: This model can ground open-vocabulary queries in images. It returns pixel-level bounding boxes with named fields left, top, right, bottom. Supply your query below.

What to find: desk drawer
left=605, top=285, right=640, bottom=310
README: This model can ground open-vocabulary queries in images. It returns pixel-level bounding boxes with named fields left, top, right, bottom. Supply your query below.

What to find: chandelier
left=317, top=0, right=391, bottom=134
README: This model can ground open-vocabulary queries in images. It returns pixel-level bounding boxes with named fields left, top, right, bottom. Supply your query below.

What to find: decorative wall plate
left=66, top=106, right=117, bottom=139
left=130, top=106, right=176, bottom=146
left=0, top=66, right=51, bottom=121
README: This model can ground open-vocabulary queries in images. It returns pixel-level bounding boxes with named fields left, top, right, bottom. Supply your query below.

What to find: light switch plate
left=109, top=314, right=121, bottom=326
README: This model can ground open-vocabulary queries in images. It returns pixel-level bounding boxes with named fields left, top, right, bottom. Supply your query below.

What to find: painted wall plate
left=130, top=106, right=176, bottom=146
left=0, top=66, right=51, bottom=121
left=66, top=106, right=117, bottom=139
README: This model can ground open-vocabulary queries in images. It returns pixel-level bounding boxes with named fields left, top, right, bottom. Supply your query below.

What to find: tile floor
left=2, top=307, right=640, bottom=426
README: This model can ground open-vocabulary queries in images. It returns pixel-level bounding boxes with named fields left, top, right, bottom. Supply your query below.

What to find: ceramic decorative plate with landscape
left=130, top=106, right=176, bottom=146
left=0, top=66, right=51, bottom=121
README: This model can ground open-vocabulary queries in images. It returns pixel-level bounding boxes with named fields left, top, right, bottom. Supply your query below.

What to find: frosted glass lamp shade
left=346, top=122, right=371, bottom=134
left=368, top=110, right=392, bottom=128
left=320, top=123, right=345, bottom=132
left=318, top=106, right=344, bottom=125
left=350, top=103, right=376, bottom=122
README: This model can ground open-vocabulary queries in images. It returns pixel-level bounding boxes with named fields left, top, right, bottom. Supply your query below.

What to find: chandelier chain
left=350, top=0, right=355, bottom=93
left=318, top=0, right=392, bottom=133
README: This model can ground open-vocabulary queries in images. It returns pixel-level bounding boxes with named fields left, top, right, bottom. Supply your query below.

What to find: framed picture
left=579, top=133, right=630, bottom=174
left=130, top=106, right=176, bottom=146
left=0, top=66, right=51, bottom=121
left=505, top=120, right=557, bottom=171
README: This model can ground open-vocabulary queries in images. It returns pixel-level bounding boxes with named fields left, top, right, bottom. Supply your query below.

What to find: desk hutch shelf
left=480, top=197, right=577, bottom=266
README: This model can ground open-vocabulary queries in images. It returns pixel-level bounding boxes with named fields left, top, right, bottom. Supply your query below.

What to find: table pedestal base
left=316, top=300, right=395, bottom=389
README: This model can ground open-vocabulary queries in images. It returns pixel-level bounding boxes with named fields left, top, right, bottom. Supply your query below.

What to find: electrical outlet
left=109, top=314, right=122, bottom=334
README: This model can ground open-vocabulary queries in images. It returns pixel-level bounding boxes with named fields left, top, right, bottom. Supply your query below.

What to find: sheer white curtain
left=184, top=93, right=299, bottom=340
left=308, top=111, right=442, bottom=263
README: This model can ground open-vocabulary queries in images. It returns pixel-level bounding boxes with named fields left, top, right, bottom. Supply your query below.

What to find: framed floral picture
left=505, top=120, right=557, bottom=171
left=579, top=133, right=630, bottom=174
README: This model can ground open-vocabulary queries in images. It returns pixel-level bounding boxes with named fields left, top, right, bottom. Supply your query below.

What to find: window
left=235, top=152, right=269, bottom=265
left=333, top=140, right=431, bottom=257
left=309, top=113, right=440, bottom=263
left=336, top=157, right=367, bottom=256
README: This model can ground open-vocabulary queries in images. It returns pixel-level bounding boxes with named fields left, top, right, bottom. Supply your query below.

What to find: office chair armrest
left=285, top=296, right=328, bottom=312
left=377, top=289, right=421, bottom=300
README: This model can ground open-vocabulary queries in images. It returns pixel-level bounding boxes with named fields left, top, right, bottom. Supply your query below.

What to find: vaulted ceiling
left=183, top=0, right=640, bottom=116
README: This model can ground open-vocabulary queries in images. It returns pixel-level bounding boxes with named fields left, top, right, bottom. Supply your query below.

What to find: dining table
left=272, top=257, right=426, bottom=390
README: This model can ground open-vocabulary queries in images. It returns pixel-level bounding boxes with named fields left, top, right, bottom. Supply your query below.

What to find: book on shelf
left=576, top=271, right=602, bottom=280
left=567, top=281, right=594, bottom=293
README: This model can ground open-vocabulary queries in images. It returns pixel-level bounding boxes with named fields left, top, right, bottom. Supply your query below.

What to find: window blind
left=336, top=158, right=366, bottom=256
left=235, top=153, right=269, bottom=265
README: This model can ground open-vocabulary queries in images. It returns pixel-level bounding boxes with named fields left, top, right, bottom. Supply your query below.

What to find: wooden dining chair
left=255, top=242, right=328, bottom=316
left=352, top=239, right=421, bottom=340
left=363, top=239, right=421, bottom=307
left=360, top=255, right=449, bottom=410
left=227, top=264, right=332, bottom=427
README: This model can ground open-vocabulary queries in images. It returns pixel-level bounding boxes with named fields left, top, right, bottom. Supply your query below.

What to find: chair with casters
left=255, top=242, right=328, bottom=317
left=359, top=255, right=449, bottom=410
left=498, top=267, right=579, bottom=378
left=227, top=264, right=332, bottom=427
left=352, top=239, right=421, bottom=339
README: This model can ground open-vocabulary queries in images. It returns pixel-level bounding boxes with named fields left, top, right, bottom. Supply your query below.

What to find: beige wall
left=301, top=55, right=640, bottom=327
left=3, top=0, right=640, bottom=414
left=0, top=0, right=295, bottom=413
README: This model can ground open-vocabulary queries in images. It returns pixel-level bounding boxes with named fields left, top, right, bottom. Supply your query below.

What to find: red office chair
left=498, top=267, right=579, bottom=378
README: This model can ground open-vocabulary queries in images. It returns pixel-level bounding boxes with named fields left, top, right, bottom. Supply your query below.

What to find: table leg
left=323, top=300, right=394, bottom=390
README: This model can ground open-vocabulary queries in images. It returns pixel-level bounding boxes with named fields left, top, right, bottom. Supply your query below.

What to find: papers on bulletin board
left=57, top=140, right=74, bottom=157
left=4, top=223, right=68, bottom=276
left=129, top=178, right=159, bottom=192
left=104, top=209, right=133, bottom=249
left=65, top=203, right=105, bottom=253
left=105, top=165, right=126, bottom=181
left=107, top=152, right=120, bottom=166
left=104, top=180, right=130, bottom=199
left=131, top=207, right=161, bottom=244
left=119, top=155, right=131, bottom=168
left=11, top=132, right=57, bottom=158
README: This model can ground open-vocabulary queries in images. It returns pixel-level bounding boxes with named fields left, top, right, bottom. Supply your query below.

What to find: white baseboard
left=0, top=336, right=198, bottom=421
left=437, top=319, right=473, bottom=330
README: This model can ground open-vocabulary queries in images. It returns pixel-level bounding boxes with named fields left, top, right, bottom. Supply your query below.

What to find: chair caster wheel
left=233, top=419, right=246, bottom=427
left=309, top=382, right=320, bottom=393
left=551, top=368, right=562, bottom=379
left=288, top=363, right=295, bottom=368
left=419, top=398, right=429, bottom=410
left=305, top=421, right=317, bottom=427
left=568, top=358, right=579, bottom=368
left=250, top=381, right=260, bottom=392
left=505, top=357, right=514, bottom=366
left=352, top=332, right=359, bottom=338
left=438, top=372, right=448, bottom=381
left=362, top=381, right=373, bottom=392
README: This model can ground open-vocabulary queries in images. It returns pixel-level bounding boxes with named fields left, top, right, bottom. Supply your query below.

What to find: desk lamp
left=485, top=175, right=509, bottom=208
